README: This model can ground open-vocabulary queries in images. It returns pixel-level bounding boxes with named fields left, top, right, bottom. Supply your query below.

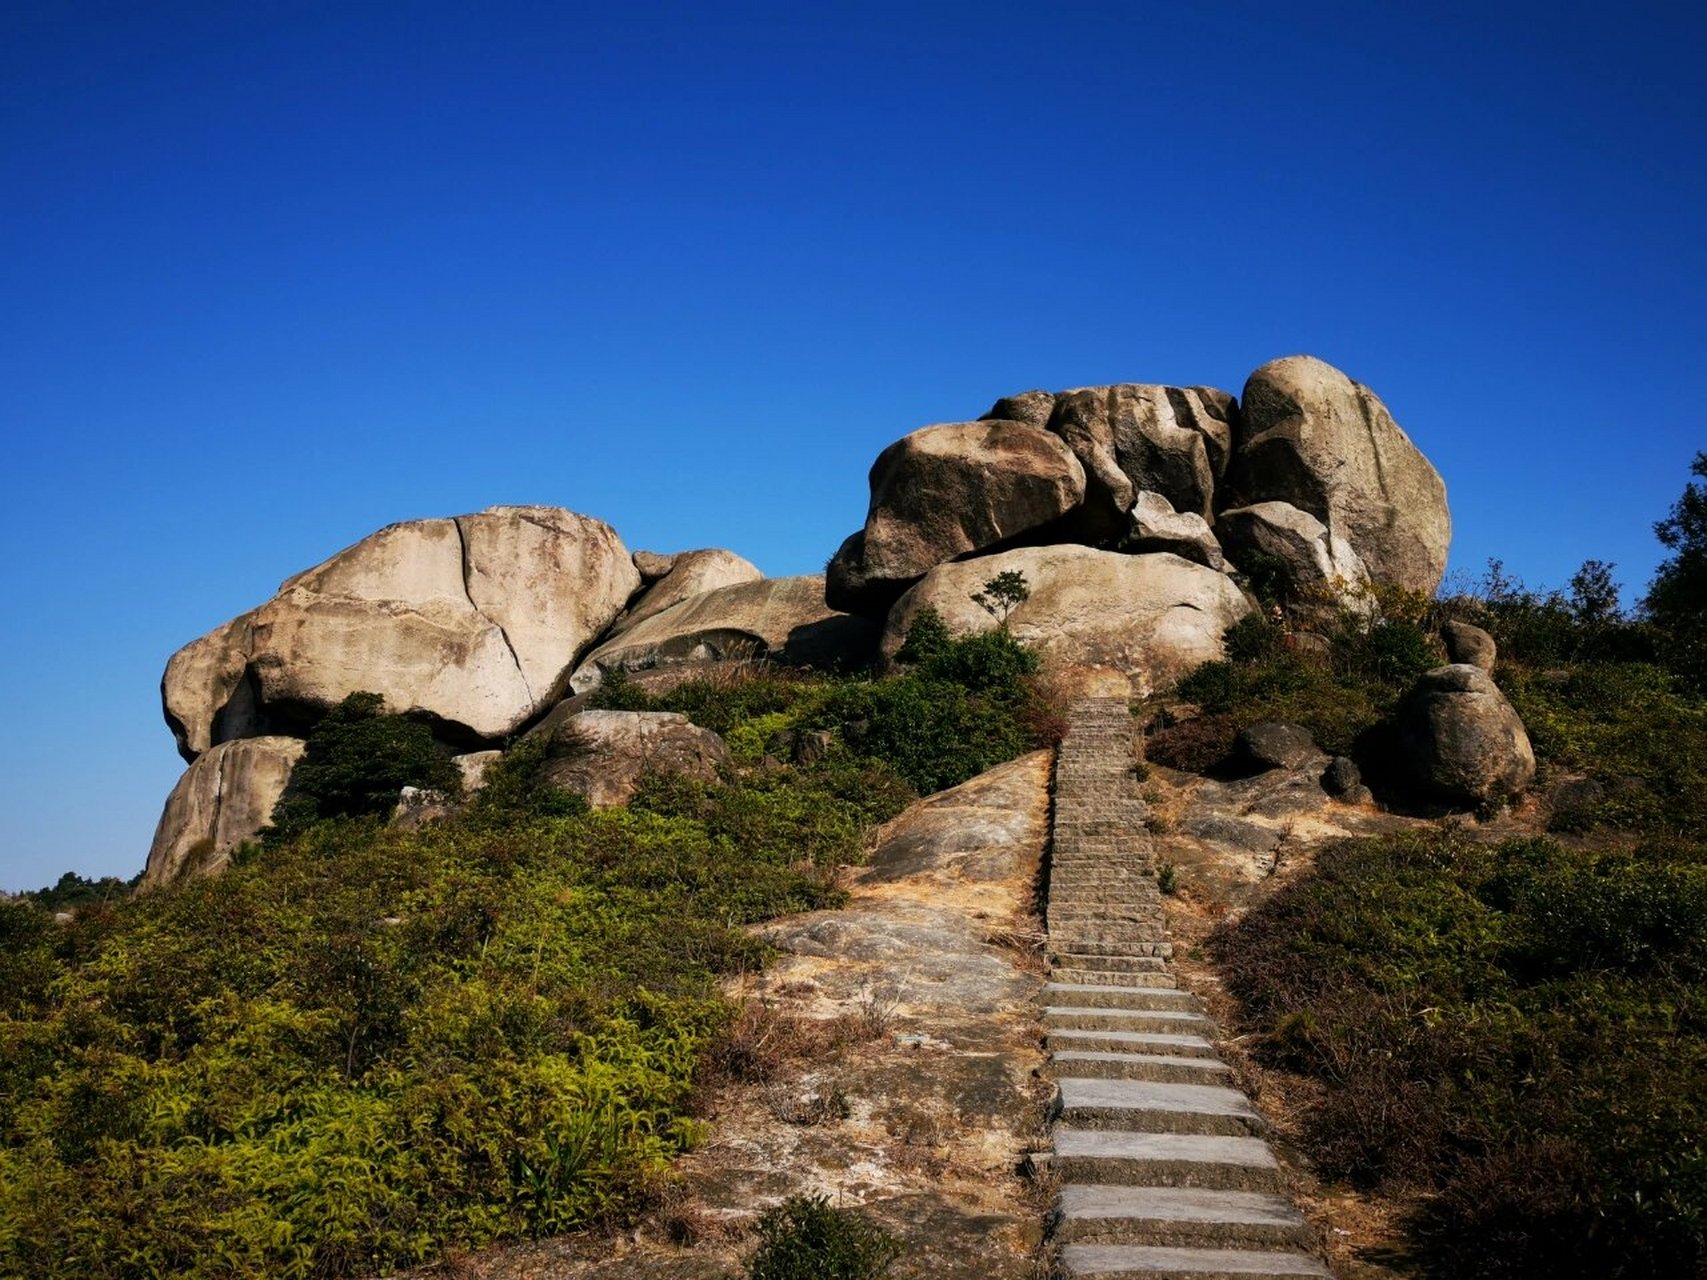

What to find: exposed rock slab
left=609, top=548, right=763, bottom=635
left=1399, top=664, right=1536, bottom=806
left=1225, top=356, right=1449, bottom=594
left=883, top=549, right=1251, bottom=698
left=163, top=506, right=639, bottom=759
left=826, top=419, right=1086, bottom=615
left=570, top=575, right=877, bottom=692
left=532, top=709, right=731, bottom=807
left=1442, top=619, right=1497, bottom=672
left=143, top=736, right=306, bottom=888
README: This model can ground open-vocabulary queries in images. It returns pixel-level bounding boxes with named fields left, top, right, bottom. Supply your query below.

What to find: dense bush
left=745, top=1193, right=902, bottom=1280
left=268, top=691, right=462, bottom=836
left=1214, top=829, right=1707, bottom=1278
left=1152, top=606, right=1438, bottom=768
left=0, top=745, right=896, bottom=1279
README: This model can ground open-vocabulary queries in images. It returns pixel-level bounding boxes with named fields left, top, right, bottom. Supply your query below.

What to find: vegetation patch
left=1213, top=827, right=1707, bottom=1278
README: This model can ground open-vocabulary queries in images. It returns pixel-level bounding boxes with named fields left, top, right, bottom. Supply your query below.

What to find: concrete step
left=1051, top=1128, right=1282, bottom=1192
left=1052, top=969, right=1179, bottom=989
left=1059, top=1244, right=1330, bottom=1279
left=1054, top=1185, right=1311, bottom=1250
left=1052, top=952, right=1167, bottom=973
left=1053, top=1050, right=1232, bottom=1083
left=1049, top=906, right=1165, bottom=923
left=1045, top=1007, right=1215, bottom=1035
left=1050, top=932, right=1168, bottom=952
left=1047, top=1028, right=1219, bottom=1058
left=1044, top=983, right=1201, bottom=1012
left=1054, top=1078, right=1266, bottom=1137
left=1050, top=939, right=1173, bottom=958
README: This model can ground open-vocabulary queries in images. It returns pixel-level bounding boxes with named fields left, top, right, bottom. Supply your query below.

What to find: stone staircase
left=1041, top=699, right=1329, bottom=1280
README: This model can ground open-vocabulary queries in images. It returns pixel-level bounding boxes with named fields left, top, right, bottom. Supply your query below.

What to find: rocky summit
left=147, top=354, right=1466, bottom=886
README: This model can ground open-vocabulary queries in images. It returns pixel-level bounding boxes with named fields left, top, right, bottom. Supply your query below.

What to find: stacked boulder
left=827, top=354, right=1452, bottom=691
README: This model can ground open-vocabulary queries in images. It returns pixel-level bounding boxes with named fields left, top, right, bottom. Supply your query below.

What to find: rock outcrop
left=531, top=708, right=730, bottom=807
left=163, top=506, right=639, bottom=759
left=1042, top=382, right=1234, bottom=531
left=609, top=548, right=763, bottom=634
left=825, top=420, right=1086, bottom=615
left=1121, top=490, right=1226, bottom=569
left=570, top=575, right=877, bottom=692
left=1399, top=664, right=1536, bottom=806
left=1216, top=501, right=1370, bottom=602
left=882, top=548, right=1251, bottom=697
left=1225, top=356, right=1450, bottom=595
left=143, top=737, right=306, bottom=888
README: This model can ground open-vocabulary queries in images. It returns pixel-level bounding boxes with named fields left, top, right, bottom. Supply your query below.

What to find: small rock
left=1237, top=722, right=1319, bottom=771
left=1321, top=755, right=1363, bottom=797
left=1442, top=619, right=1497, bottom=672
left=532, top=708, right=731, bottom=807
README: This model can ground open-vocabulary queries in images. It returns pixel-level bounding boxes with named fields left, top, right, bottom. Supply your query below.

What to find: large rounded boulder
left=881, top=547, right=1251, bottom=697
left=825, top=419, right=1086, bottom=615
left=1224, top=356, right=1450, bottom=595
left=1216, top=501, right=1370, bottom=603
left=1399, top=664, right=1536, bottom=806
left=143, top=736, right=307, bottom=888
left=162, top=506, right=640, bottom=760
left=570, top=575, right=877, bottom=692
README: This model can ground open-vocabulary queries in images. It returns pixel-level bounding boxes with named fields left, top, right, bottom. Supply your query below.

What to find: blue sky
left=2, top=1, right=1702, bottom=890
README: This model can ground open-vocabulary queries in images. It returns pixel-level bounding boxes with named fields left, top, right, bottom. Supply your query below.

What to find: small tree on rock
left=971, top=570, right=1030, bottom=626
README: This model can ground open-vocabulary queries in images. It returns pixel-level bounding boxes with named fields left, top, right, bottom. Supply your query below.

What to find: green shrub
left=745, top=1194, right=903, bottom=1280
left=269, top=692, right=461, bottom=836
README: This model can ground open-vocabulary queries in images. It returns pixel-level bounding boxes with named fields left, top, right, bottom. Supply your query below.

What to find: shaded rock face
left=883, top=547, right=1251, bottom=698
left=143, top=737, right=306, bottom=889
left=825, top=420, right=1086, bottom=615
left=1399, top=664, right=1536, bottom=806
left=570, top=574, right=878, bottom=692
left=533, top=709, right=730, bottom=807
left=163, top=506, right=639, bottom=760
left=1044, top=383, right=1234, bottom=532
left=1226, top=356, right=1450, bottom=595
left=1216, top=501, right=1370, bottom=602
left=608, top=548, right=763, bottom=635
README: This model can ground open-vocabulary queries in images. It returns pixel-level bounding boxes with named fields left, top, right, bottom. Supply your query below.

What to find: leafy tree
left=970, top=569, right=1030, bottom=625
left=1645, top=452, right=1707, bottom=687
left=1567, top=559, right=1623, bottom=626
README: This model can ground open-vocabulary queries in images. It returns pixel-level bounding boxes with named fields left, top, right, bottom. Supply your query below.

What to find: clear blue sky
left=2, top=1, right=1702, bottom=890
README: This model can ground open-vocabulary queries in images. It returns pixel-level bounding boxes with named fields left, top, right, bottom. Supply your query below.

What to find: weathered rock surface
left=532, top=709, right=730, bottom=807
left=1046, top=383, right=1236, bottom=532
left=143, top=736, right=306, bottom=888
left=1236, top=722, right=1319, bottom=772
left=825, top=420, right=1086, bottom=615
left=163, top=506, right=639, bottom=760
left=982, top=389, right=1057, bottom=431
left=1122, top=491, right=1226, bottom=570
left=882, top=548, right=1250, bottom=697
left=570, top=575, right=877, bottom=692
left=1399, top=664, right=1536, bottom=806
left=1216, top=501, right=1370, bottom=602
left=1225, top=356, right=1449, bottom=594
left=1442, top=619, right=1497, bottom=672
left=858, top=751, right=1053, bottom=884
left=453, top=750, right=503, bottom=793
left=631, top=549, right=678, bottom=581
left=609, top=548, right=763, bottom=635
